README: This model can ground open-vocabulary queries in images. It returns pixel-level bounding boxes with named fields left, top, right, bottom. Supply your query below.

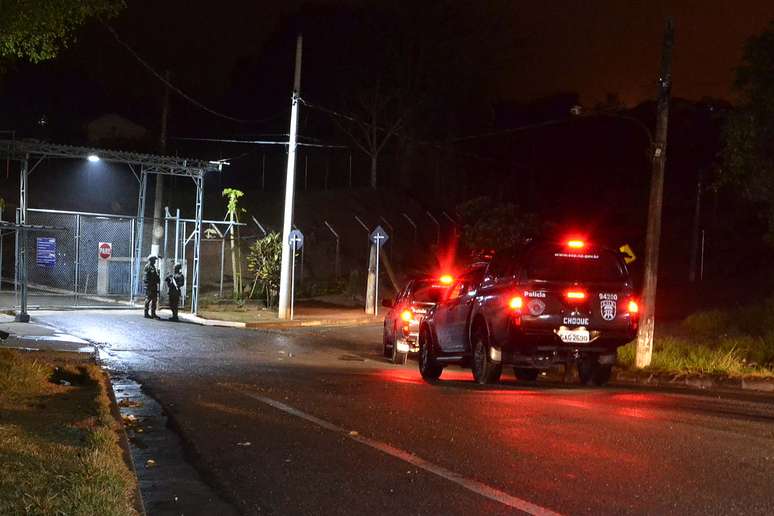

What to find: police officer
left=144, top=255, right=161, bottom=319
left=165, top=263, right=185, bottom=321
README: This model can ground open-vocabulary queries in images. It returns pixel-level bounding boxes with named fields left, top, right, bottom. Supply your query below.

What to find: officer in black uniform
left=165, top=263, right=185, bottom=321
left=144, top=255, right=161, bottom=319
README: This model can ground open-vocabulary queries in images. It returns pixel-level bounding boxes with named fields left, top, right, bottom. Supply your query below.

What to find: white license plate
left=557, top=328, right=590, bottom=344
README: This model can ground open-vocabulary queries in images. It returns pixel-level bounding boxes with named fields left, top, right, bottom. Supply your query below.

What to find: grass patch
left=618, top=299, right=774, bottom=378
left=0, top=350, right=138, bottom=515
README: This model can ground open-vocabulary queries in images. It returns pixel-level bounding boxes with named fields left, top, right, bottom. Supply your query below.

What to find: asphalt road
left=34, top=310, right=774, bottom=515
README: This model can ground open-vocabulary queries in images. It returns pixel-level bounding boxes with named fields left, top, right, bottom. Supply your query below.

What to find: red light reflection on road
left=610, top=393, right=659, bottom=403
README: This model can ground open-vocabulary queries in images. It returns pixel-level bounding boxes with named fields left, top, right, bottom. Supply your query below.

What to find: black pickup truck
left=418, top=239, right=638, bottom=385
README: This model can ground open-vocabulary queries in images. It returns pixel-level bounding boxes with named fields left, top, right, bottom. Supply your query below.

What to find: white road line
left=226, top=386, right=563, bottom=516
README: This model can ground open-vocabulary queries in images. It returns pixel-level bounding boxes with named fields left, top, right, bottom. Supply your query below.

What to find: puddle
left=109, top=374, right=238, bottom=515
left=338, top=354, right=366, bottom=362
left=22, top=333, right=91, bottom=345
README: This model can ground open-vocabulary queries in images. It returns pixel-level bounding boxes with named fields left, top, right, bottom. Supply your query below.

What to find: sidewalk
left=188, top=303, right=383, bottom=330
left=0, top=313, right=94, bottom=353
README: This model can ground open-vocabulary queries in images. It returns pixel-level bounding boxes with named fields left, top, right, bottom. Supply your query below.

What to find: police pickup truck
left=417, top=239, right=638, bottom=385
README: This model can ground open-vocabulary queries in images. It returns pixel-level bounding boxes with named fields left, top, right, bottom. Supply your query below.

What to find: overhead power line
left=172, top=136, right=349, bottom=149
left=101, top=22, right=287, bottom=125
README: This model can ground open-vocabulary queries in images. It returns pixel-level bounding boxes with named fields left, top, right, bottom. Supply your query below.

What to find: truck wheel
left=382, top=325, right=392, bottom=357
left=471, top=326, right=501, bottom=385
left=593, top=364, right=613, bottom=386
left=513, top=368, right=539, bottom=382
left=578, top=357, right=611, bottom=386
left=391, top=340, right=408, bottom=365
left=418, top=328, right=442, bottom=381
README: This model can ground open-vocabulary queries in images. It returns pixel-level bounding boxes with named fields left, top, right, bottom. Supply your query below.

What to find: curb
left=179, top=313, right=381, bottom=330
left=98, top=365, right=147, bottom=516
left=613, top=370, right=774, bottom=394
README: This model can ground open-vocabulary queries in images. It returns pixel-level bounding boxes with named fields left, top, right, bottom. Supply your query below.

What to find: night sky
left=2, top=0, right=772, bottom=132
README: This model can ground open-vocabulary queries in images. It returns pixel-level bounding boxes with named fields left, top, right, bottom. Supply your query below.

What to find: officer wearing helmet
left=165, top=263, right=185, bottom=321
left=144, top=255, right=161, bottom=319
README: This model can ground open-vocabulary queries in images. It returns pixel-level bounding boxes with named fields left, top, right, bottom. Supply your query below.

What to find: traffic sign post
left=288, top=230, right=304, bottom=320
left=619, top=243, right=636, bottom=264
left=369, top=226, right=389, bottom=317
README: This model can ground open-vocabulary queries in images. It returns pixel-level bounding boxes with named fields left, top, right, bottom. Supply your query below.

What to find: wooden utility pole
left=151, top=70, right=171, bottom=258
left=636, top=18, right=675, bottom=368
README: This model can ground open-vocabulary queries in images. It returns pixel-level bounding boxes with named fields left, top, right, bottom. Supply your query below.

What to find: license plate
left=557, top=328, right=590, bottom=344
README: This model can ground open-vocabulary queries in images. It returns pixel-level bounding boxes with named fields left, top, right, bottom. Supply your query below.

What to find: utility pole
left=151, top=70, right=171, bottom=258
left=278, top=35, right=303, bottom=319
left=636, top=18, right=674, bottom=368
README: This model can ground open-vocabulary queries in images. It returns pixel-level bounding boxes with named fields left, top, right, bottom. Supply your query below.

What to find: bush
left=681, top=309, right=733, bottom=337
left=247, top=232, right=282, bottom=308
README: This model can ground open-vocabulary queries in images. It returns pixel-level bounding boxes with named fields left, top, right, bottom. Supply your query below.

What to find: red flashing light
left=567, top=240, right=585, bottom=249
left=439, top=274, right=454, bottom=285
left=400, top=309, right=414, bottom=322
left=565, top=290, right=587, bottom=301
left=628, top=300, right=639, bottom=314
left=509, top=296, right=524, bottom=310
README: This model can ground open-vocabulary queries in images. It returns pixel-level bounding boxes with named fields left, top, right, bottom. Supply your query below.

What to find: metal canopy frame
left=0, top=139, right=224, bottom=320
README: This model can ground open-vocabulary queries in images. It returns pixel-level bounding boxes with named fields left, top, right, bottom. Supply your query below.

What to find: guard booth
left=0, top=139, right=224, bottom=320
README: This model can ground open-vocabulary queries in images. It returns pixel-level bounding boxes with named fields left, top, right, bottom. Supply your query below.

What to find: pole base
left=15, top=312, right=30, bottom=323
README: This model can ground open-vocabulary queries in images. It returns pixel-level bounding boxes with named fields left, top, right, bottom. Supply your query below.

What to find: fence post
left=74, top=213, right=81, bottom=305
left=324, top=221, right=340, bottom=278
left=379, top=216, right=394, bottom=259
left=426, top=211, right=440, bottom=244
left=402, top=213, right=417, bottom=242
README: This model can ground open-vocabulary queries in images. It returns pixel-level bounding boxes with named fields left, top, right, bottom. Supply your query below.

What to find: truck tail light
left=627, top=299, right=639, bottom=314
left=567, top=239, right=585, bottom=249
left=400, top=309, right=414, bottom=322
left=439, top=274, right=454, bottom=285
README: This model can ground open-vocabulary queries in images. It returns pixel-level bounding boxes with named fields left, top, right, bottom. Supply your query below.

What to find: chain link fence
left=5, top=209, right=136, bottom=309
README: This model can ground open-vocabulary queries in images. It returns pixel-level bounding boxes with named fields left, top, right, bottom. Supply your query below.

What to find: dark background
left=1, top=0, right=773, bottom=314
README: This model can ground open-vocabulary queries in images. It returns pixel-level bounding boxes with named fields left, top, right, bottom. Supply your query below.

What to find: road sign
left=99, top=242, right=113, bottom=260
left=289, top=229, right=304, bottom=250
left=288, top=229, right=304, bottom=320
left=36, top=237, right=56, bottom=268
left=370, top=225, right=389, bottom=246
left=619, top=243, right=636, bottom=264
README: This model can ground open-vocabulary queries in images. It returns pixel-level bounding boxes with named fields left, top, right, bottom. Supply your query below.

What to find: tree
left=247, top=232, right=282, bottom=308
left=0, top=0, right=124, bottom=63
left=334, top=80, right=407, bottom=189
left=297, top=1, right=513, bottom=191
left=721, top=21, right=774, bottom=238
left=456, top=196, right=540, bottom=252
left=222, top=188, right=244, bottom=300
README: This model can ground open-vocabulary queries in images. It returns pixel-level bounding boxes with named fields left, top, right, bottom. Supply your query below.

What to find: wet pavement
left=33, top=309, right=774, bottom=515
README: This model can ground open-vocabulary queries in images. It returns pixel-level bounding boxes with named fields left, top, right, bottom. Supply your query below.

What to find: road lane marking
left=226, top=386, right=563, bottom=516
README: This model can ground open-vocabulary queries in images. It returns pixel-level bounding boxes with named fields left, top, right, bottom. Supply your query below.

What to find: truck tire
left=418, top=328, right=442, bottom=381
left=593, top=364, right=613, bottom=386
left=383, top=325, right=392, bottom=357
left=471, top=325, right=501, bottom=385
left=578, top=357, right=611, bottom=386
left=391, top=340, right=408, bottom=365
left=514, top=367, right=539, bottom=382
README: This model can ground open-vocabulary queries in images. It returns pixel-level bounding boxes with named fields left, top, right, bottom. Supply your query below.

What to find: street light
left=87, top=154, right=100, bottom=163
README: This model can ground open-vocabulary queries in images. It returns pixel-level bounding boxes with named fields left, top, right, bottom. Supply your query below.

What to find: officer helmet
left=148, top=255, right=157, bottom=262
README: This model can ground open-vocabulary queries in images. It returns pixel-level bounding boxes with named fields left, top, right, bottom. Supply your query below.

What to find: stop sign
left=99, top=242, right=112, bottom=260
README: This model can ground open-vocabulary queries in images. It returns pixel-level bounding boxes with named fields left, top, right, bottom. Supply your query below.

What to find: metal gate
left=22, top=209, right=134, bottom=308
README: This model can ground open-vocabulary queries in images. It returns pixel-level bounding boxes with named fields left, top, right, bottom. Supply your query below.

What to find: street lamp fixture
left=87, top=154, right=100, bottom=163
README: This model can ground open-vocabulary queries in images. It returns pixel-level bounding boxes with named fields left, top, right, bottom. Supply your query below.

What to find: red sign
left=99, top=242, right=112, bottom=260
